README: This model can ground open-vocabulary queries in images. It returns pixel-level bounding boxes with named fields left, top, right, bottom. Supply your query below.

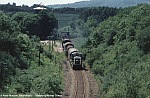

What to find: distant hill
left=47, top=0, right=150, bottom=8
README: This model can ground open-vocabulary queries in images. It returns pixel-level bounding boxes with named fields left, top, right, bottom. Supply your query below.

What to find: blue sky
left=0, top=0, right=89, bottom=6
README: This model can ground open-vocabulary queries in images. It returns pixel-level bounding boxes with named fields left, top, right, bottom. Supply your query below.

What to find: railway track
left=52, top=41, right=98, bottom=98
left=62, top=60, right=99, bottom=98
left=74, top=70, right=86, bottom=98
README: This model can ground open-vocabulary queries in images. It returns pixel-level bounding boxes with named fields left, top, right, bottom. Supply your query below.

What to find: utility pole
left=37, top=45, right=41, bottom=66
left=53, top=28, right=57, bottom=45
left=39, top=47, right=40, bottom=66
left=54, top=43, right=56, bottom=66
left=0, top=63, right=3, bottom=91
left=50, top=36, right=53, bottom=51
left=47, top=36, right=51, bottom=51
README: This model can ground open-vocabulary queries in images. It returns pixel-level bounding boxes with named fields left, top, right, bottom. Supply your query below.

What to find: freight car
left=63, top=42, right=74, bottom=56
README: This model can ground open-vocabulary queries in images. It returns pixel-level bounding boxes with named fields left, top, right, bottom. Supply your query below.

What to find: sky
left=0, top=0, right=89, bottom=6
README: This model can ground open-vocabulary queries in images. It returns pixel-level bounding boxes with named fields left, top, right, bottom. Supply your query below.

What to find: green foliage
left=79, top=7, right=119, bottom=22
left=0, top=11, right=63, bottom=95
left=12, top=12, right=57, bottom=39
left=78, top=7, right=119, bottom=38
left=52, top=7, right=85, bottom=14
left=82, top=4, right=150, bottom=98
left=0, top=12, right=20, bottom=32
left=137, top=26, right=150, bottom=53
left=68, top=21, right=76, bottom=30
left=0, top=3, right=32, bottom=12
left=8, top=58, right=63, bottom=95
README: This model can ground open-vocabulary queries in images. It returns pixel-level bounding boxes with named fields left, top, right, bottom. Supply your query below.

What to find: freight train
left=62, top=37, right=83, bottom=70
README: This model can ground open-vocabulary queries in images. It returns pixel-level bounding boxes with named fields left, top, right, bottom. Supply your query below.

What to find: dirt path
left=61, top=61, right=99, bottom=98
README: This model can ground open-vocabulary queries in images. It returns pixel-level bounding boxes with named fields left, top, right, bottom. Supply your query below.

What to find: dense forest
left=79, top=4, right=150, bottom=98
left=1, top=2, right=150, bottom=98
left=0, top=10, right=63, bottom=95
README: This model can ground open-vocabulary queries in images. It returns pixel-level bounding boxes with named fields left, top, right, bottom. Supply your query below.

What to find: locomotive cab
left=74, top=56, right=82, bottom=65
left=71, top=52, right=83, bottom=69
left=73, top=56, right=82, bottom=69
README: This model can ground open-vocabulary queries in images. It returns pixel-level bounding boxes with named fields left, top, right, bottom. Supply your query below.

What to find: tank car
left=62, top=39, right=71, bottom=49
left=63, top=42, right=74, bottom=56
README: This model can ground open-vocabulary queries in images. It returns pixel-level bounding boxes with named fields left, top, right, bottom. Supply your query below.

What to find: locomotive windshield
left=74, top=57, right=81, bottom=65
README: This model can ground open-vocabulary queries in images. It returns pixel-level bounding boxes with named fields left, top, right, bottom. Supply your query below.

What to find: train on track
left=61, top=33, right=84, bottom=70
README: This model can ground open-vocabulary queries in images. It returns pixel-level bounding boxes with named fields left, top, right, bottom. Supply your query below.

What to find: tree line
left=0, top=3, right=83, bottom=14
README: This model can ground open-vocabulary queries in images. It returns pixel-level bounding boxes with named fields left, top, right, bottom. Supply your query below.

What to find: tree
left=12, top=12, right=57, bottom=39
